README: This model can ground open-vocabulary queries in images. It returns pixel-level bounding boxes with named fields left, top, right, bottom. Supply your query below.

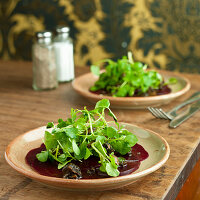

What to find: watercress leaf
left=131, top=76, right=142, bottom=87
left=114, top=84, right=130, bottom=97
left=58, top=118, right=63, bottom=123
left=143, top=74, right=152, bottom=87
left=54, top=130, right=68, bottom=142
left=75, top=143, right=87, bottom=160
left=128, top=87, right=135, bottom=96
left=90, top=85, right=100, bottom=92
left=92, top=141, right=108, bottom=159
left=106, top=126, right=119, bottom=138
left=95, top=99, right=110, bottom=109
left=76, top=123, right=86, bottom=133
left=44, top=131, right=57, bottom=150
left=36, top=151, right=48, bottom=162
left=58, top=154, right=66, bottom=159
left=111, top=140, right=131, bottom=155
left=84, top=148, right=92, bottom=160
left=106, top=162, right=120, bottom=177
left=57, top=119, right=67, bottom=128
left=64, top=127, right=78, bottom=139
left=96, top=135, right=106, bottom=144
left=99, top=162, right=106, bottom=172
left=72, top=139, right=80, bottom=155
left=46, top=122, right=54, bottom=128
left=124, top=134, right=138, bottom=147
left=76, top=117, right=88, bottom=124
left=57, top=154, right=67, bottom=162
left=120, top=129, right=130, bottom=135
left=58, top=162, right=67, bottom=169
left=133, top=62, right=144, bottom=71
left=156, top=72, right=163, bottom=82
left=91, top=65, right=100, bottom=76
left=93, top=119, right=104, bottom=128
left=66, top=118, right=73, bottom=125
left=141, top=84, right=149, bottom=93
left=109, top=153, right=118, bottom=169
left=59, top=138, right=73, bottom=153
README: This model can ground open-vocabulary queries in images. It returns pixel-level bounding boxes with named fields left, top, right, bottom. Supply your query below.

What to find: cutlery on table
left=148, top=91, right=200, bottom=128
left=169, top=100, right=200, bottom=128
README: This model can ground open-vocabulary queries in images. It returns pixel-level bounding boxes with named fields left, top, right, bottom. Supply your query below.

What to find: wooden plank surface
left=0, top=61, right=200, bottom=200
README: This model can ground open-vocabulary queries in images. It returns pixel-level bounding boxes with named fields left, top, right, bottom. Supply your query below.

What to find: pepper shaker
left=32, top=31, right=58, bottom=90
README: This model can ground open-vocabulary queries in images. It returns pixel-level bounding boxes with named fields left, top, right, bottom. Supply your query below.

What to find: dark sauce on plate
left=90, top=85, right=171, bottom=97
left=26, top=143, right=149, bottom=179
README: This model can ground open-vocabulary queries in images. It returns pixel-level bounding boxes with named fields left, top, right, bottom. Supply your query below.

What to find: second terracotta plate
left=72, top=72, right=190, bottom=109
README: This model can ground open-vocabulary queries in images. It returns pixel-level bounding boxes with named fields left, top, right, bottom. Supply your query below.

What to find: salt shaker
left=32, top=31, right=58, bottom=90
left=54, top=26, right=74, bottom=82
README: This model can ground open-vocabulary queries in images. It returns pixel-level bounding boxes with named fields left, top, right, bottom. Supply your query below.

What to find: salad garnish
left=36, top=99, right=138, bottom=177
left=90, top=52, right=176, bottom=97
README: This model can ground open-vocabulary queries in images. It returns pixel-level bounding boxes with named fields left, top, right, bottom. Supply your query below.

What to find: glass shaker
left=54, top=26, right=74, bottom=82
left=32, top=31, right=58, bottom=90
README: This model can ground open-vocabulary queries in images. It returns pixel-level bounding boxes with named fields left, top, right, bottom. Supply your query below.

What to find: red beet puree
left=25, top=143, right=149, bottom=179
left=90, top=85, right=171, bottom=97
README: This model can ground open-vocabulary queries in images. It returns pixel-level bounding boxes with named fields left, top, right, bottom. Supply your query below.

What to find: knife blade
left=169, top=100, right=200, bottom=128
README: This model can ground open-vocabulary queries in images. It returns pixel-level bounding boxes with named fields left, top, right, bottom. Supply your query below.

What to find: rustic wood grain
left=0, top=61, right=200, bottom=200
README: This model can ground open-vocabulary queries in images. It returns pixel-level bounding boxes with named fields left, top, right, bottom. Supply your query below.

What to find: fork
left=148, top=91, right=200, bottom=120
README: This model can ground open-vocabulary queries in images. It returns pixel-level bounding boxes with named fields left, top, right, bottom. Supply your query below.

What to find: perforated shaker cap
left=56, top=26, right=70, bottom=33
left=36, top=31, right=52, bottom=38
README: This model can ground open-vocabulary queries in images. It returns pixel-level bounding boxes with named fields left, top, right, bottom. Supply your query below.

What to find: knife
left=168, top=91, right=200, bottom=118
left=169, top=100, right=200, bottom=128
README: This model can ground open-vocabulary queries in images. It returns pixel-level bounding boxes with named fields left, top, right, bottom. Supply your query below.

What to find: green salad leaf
left=36, top=99, right=138, bottom=177
left=36, top=151, right=48, bottom=162
left=90, top=52, right=176, bottom=97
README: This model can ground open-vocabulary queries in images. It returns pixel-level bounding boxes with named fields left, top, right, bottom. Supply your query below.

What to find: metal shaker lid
left=56, top=26, right=70, bottom=33
left=36, top=31, right=52, bottom=38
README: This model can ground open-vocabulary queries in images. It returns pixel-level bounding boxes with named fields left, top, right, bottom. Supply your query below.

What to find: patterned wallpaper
left=1, top=0, right=200, bottom=73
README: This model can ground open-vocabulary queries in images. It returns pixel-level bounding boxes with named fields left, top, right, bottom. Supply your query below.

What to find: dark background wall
left=1, top=0, right=200, bottom=73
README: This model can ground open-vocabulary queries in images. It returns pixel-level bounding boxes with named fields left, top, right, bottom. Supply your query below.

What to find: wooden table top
left=0, top=61, right=200, bottom=200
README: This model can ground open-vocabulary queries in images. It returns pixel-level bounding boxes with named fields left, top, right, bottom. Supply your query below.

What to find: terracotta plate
left=5, top=123, right=170, bottom=191
left=72, top=72, right=190, bottom=109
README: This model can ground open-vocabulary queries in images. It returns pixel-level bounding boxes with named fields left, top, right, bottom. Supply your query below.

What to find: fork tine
left=152, top=108, right=165, bottom=119
left=148, top=107, right=161, bottom=118
left=150, top=107, right=167, bottom=119
left=147, top=107, right=158, bottom=118
left=159, top=109, right=173, bottom=120
left=157, top=109, right=169, bottom=120
left=147, top=107, right=156, bottom=117
left=148, top=107, right=172, bottom=120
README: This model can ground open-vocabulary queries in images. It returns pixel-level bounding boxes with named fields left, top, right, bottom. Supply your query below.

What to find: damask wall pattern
left=1, top=0, right=200, bottom=73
